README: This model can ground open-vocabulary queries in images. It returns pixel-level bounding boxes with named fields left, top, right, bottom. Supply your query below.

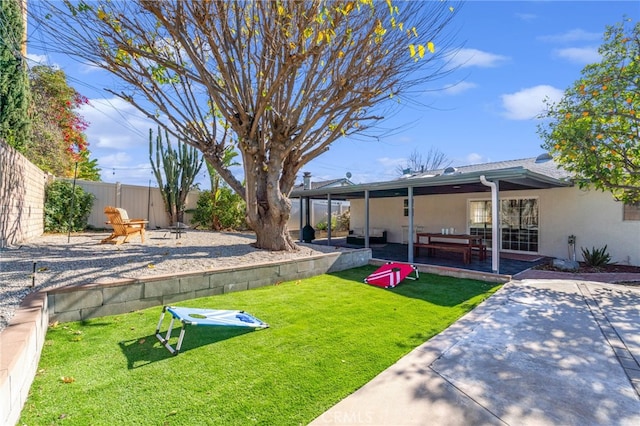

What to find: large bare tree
left=30, top=0, right=460, bottom=250
left=396, top=147, right=452, bottom=175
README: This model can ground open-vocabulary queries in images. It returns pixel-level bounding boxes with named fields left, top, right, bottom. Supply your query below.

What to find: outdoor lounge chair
left=101, top=206, right=148, bottom=245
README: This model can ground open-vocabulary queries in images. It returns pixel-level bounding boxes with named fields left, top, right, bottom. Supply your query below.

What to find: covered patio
left=292, top=161, right=571, bottom=276
left=312, top=237, right=549, bottom=276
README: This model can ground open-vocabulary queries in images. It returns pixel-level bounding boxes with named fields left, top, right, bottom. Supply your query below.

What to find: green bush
left=336, top=210, right=350, bottom=231
left=315, top=216, right=337, bottom=231
left=581, top=245, right=612, bottom=267
left=44, top=180, right=94, bottom=232
left=190, top=187, right=247, bottom=230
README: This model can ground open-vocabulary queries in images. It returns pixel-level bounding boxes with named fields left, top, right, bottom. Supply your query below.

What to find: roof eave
left=290, top=167, right=572, bottom=199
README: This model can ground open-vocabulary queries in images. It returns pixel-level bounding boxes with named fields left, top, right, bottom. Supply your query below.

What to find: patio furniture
left=155, top=305, right=269, bottom=355
left=347, top=228, right=387, bottom=245
left=414, top=233, right=485, bottom=264
left=167, top=221, right=189, bottom=239
left=101, top=206, right=148, bottom=245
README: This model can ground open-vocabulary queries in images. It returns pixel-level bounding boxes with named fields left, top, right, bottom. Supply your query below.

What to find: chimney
left=303, top=172, right=311, bottom=190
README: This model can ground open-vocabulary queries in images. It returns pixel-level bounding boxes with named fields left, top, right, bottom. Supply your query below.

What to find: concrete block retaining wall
left=0, top=249, right=371, bottom=426
left=0, top=140, right=49, bottom=247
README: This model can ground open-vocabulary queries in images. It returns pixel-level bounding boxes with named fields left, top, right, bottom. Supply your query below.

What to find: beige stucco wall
left=349, top=186, right=640, bottom=266
left=538, top=187, right=639, bottom=265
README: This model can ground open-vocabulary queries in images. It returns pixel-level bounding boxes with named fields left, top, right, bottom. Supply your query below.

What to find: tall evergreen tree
left=0, top=0, right=30, bottom=150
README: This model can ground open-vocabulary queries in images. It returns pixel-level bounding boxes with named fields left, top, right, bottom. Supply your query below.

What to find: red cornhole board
left=364, top=262, right=419, bottom=288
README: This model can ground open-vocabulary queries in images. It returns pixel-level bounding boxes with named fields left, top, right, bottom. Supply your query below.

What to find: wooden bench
left=414, top=242, right=471, bottom=264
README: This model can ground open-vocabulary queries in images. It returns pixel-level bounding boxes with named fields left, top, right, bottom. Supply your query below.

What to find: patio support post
left=480, top=175, right=500, bottom=274
left=408, top=186, right=414, bottom=263
left=327, top=193, right=332, bottom=245
left=364, top=190, right=370, bottom=249
left=299, top=197, right=303, bottom=242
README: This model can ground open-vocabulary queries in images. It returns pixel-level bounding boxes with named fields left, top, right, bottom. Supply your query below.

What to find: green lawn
left=20, top=266, right=501, bottom=425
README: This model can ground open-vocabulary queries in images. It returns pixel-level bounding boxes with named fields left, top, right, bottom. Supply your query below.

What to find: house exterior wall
left=538, top=187, right=639, bottom=265
left=349, top=186, right=640, bottom=266
left=350, top=192, right=472, bottom=244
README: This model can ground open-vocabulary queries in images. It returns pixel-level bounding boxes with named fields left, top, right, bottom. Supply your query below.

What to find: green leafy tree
left=31, top=0, right=459, bottom=250
left=28, top=65, right=101, bottom=179
left=539, top=19, right=640, bottom=203
left=44, top=180, right=95, bottom=232
left=0, top=0, right=30, bottom=150
left=149, top=126, right=204, bottom=225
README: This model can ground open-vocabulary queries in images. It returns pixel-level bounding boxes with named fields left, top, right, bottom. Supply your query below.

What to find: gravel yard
left=0, top=230, right=345, bottom=332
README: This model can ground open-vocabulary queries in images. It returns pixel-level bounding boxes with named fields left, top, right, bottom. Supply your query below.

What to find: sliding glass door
left=468, top=198, right=539, bottom=253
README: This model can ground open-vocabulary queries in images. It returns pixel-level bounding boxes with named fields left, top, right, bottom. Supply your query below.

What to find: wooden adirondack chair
left=101, top=206, right=148, bottom=245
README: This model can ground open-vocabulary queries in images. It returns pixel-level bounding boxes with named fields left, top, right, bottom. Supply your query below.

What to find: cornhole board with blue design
left=364, top=262, right=419, bottom=288
left=155, top=306, right=268, bottom=355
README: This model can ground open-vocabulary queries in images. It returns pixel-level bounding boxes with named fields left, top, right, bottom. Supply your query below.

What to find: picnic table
left=414, top=232, right=486, bottom=264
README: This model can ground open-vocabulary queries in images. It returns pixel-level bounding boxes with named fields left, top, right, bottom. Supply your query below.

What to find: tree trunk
left=253, top=212, right=298, bottom=251
left=243, top=147, right=299, bottom=251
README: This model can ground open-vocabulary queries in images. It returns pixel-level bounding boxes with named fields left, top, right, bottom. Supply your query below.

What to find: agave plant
left=581, top=245, right=612, bottom=267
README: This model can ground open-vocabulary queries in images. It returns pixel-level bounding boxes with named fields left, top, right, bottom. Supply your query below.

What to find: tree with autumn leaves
left=539, top=19, right=640, bottom=203
left=29, top=65, right=100, bottom=180
left=1, top=0, right=99, bottom=179
left=30, top=0, right=459, bottom=250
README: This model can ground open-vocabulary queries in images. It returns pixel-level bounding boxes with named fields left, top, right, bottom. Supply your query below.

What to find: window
left=403, top=199, right=409, bottom=217
left=624, top=202, right=640, bottom=221
left=468, top=198, right=539, bottom=253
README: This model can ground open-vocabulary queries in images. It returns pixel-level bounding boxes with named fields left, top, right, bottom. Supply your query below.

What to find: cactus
left=149, top=127, right=203, bottom=225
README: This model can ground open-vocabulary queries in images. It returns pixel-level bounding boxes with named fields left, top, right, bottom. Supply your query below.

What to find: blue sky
left=26, top=1, right=639, bottom=189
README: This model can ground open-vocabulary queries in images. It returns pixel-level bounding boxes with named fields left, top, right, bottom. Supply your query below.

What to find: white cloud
left=465, top=153, right=485, bottom=165
left=515, top=13, right=537, bottom=21
left=538, top=29, right=602, bottom=43
left=80, top=97, right=154, bottom=150
left=78, top=62, right=104, bottom=74
left=553, top=46, right=600, bottom=64
left=377, top=156, right=406, bottom=169
left=448, top=48, right=508, bottom=69
left=501, top=85, right=564, bottom=120
left=100, top=152, right=133, bottom=167
left=26, top=53, right=50, bottom=67
left=442, top=81, right=477, bottom=95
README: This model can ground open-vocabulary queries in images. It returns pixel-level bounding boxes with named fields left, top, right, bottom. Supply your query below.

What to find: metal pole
left=327, top=194, right=332, bottom=245
left=408, top=186, right=414, bottom=263
left=67, top=162, right=78, bottom=243
left=299, top=197, right=303, bottom=242
left=364, top=190, right=370, bottom=249
left=147, top=179, right=152, bottom=225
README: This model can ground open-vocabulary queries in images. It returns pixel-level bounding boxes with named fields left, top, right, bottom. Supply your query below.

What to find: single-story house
left=291, top=154, right=640, bottom=272
left=288, top=175, right=353, bottom=233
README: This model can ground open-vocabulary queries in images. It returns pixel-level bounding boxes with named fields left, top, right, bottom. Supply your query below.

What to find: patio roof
left=291, top=165, right=573, bottom=200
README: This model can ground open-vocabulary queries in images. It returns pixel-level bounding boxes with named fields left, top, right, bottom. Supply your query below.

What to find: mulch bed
left=534, top=263, right=640, bottom=274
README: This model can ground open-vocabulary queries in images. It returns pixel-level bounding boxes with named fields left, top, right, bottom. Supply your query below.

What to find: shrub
left=44, top=180, right=94, bottom=232
left=581, top=245, right=612, bottom=267
left=315, top=216, right=337, bottom=231
left=336, top=210, right=350, bottom=231
left=190, top=187, right=247, bottom=230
